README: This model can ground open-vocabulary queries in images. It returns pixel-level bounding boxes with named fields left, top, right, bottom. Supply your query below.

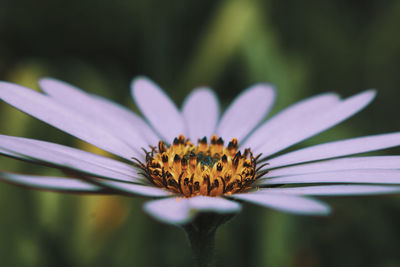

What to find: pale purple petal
left=1, top=147, right=57, bottom=168
left=188, top=195, right=241, bottom=214
left=268, top=132, right=400, bottom=168
left=131, top=77, right=186, bottom=143
left=0, top=172, right=103, bottom=193
left=143, top=196, right=241, bottom=225
left=0, top=147, right=26, bottom=159
left=0, top=82, right=141, bottom=159
left=243, top=93, right=340, bottom=150
left=229, top=192, right=331, bottom=215
left=253, top=90, right=376, bottom=157
left=0, top=135, right=142, bottom=183
left=257, top=185, right=400, bottom=196
left=182, top=88, right=219, bottom=141
left=267, top=156, right=400, bottom=177
left=90, top=94, right=159, bottom=144
left=259, top=169, right=400, bottom=185
left=39, top=78, right=159, bottom=146
left=217, top=84, right=276, bottom=142
left=91, top=178, right=171, bottom=197
left=143, top=197, right=192, bottom=224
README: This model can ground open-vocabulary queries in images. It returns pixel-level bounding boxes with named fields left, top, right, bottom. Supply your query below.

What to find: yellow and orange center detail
left=141, top=134, right=258, bottom=197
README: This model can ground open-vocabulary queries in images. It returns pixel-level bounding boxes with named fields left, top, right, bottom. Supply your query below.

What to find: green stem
left=185, top=224, right=216, bottom=267
left=183, top=213, right=235, bottom=267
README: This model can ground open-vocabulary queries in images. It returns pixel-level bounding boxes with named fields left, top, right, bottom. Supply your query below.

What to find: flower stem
left=183, top=213, right=235, bottom=267
left=185, top=224, right=216, bottom=267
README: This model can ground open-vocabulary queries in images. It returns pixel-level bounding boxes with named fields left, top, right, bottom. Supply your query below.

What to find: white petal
left=259, top=169, right=400, bottom=185
left=230, top=192, right=331, bottom=215
left=268, top=132, right=400, bottom=168
left=217, top=84, right=276, bottom=142
left=91, top=178, right=171, bottom=197
left=257, top=185, right=400, bottom=196
left=243, top=93, right=340, bottom=149
left=182, top=87, right=219, bottom=141
left=0, top=81, right=140, bottom=159
left=143, top=196, right=241, bottom=225
left=267, top=156, right=400, bottom=177
left=0, top=135, right=141, bottom=183
left=131, top=77, right=186, bottom=143
left=253, top=90, right=376, bottom=157
left=0, top=172, right=102, bottom=193
left=39, top=78, right=154, bottom=150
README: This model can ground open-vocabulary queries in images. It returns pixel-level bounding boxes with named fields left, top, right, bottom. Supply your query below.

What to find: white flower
left=1, top=77, right=400, bottom=225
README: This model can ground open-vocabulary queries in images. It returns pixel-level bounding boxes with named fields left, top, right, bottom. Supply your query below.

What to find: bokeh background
left=1, top=0, right=400, bottom=266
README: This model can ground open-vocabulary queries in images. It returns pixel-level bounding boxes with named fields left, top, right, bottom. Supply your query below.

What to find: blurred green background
left=1, top=0, right=400, bottom=266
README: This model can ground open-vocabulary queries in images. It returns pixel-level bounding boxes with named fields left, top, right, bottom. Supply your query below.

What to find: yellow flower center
left=140, top=134, right=259, bottom=197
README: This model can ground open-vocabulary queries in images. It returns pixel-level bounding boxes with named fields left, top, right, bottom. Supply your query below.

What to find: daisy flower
left=1, top=77, right=400, bottom=227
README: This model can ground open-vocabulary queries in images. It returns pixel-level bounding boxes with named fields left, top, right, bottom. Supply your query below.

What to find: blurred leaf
left=179, top=0, right=257, bottom=94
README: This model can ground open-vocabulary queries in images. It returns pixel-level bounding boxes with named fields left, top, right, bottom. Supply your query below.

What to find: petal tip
left=192, top=86, right=213, bottom=94
left=361, top=89, right=377, bottom=101
left=38, top=76, right=55, bottom=82
left=131, top=76, right=154, bottom=89
left=316, top=202, right=332, bottom=216
left=250, top=82, right=276, bottom=94
left=37, top=77, right=64, bottom=91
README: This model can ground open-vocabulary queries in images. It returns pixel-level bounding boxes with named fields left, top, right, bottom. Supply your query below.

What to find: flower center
left=140, top=134, right=259, bottom=197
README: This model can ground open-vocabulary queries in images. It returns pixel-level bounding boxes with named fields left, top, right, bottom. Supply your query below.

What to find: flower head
left=1, top=77, right=400, bottom=225
left=140, top=134, right=258, bottom=197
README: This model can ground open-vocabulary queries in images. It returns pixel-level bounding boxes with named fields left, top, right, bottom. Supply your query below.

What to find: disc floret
left=141, top=134, right=258, bottom=197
